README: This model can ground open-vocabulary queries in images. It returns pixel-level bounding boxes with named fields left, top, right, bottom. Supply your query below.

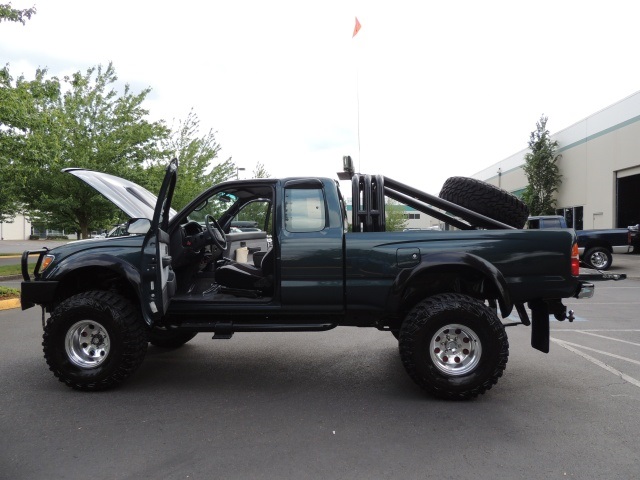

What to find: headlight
left=40, top=254, right=55, bottom=272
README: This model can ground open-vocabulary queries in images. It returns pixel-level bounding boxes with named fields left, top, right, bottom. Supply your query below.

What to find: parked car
left=629, top=224, right=639, bottom=251
left=526, top=215, right=631, bottom=270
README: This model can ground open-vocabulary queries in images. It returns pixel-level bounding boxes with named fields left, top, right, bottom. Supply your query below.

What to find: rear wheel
left=583, top=247, right=612, bottom=270
left=43, top=291, right=147, bottom=391
left=439, top=176, right=529, bottom=229
left=399, top=293, right=509, bottom=400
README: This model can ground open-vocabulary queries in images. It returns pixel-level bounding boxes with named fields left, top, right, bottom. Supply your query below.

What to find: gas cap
left=397, top=248, right=421, bottom=268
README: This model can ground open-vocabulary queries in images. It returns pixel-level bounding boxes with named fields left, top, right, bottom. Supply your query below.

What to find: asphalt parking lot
left=1, top=273, right=639, bottom=479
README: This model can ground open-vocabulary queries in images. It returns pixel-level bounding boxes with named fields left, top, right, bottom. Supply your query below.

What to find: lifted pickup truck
left=21, top=160, right=594, bottom=399
left=527, top=215, right=632, bottom=270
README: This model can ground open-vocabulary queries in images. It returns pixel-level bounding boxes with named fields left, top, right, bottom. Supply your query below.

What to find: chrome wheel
left=588, top=251, right=608, bottom=269
left=429, top=323, right=482, bottom=376
left=65, top=320, right=110, bottom=369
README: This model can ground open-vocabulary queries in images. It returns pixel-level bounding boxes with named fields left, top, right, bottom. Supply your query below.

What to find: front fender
left=43, top=252, right=143, bottom=307
left=388, top=252, right=513, bottom=317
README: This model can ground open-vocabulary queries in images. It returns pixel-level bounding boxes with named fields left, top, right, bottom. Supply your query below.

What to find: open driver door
left=140, top=159, right=178, bottom=326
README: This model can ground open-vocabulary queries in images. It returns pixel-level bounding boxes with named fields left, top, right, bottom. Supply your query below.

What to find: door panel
left=140, top=159, right=177, bottom=325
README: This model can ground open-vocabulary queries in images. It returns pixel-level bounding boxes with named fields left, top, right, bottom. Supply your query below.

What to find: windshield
left=187, top=191, right=238, bottom=223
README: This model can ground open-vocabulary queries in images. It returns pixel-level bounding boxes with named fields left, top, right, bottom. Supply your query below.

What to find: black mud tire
left=583, top=246, right=613, bottom=270
left=43, top=291, right=148, bottom=391
left=398, top=293, right=509, bottom=400
left=149, top=327, right=197, bottom=348
left=439, top=176, right=529, bottom=229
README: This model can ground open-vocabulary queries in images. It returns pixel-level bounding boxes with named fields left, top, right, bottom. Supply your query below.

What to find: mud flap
left=528, top=300, right=549, bottom=353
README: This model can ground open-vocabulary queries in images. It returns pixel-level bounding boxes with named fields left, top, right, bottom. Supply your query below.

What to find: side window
left=285, top=188, right=326, bottom=232
left=233, top=200, right=272, bottom=232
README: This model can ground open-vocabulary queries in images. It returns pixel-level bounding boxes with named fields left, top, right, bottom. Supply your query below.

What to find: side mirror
left=125, top=218, right=151, bottom=235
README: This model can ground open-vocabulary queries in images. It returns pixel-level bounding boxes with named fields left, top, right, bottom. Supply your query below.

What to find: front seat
left=215, top=249, right=274, bottom=293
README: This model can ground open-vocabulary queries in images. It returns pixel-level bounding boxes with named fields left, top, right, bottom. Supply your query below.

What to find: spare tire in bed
left=439, top=176, right=529, bottom=229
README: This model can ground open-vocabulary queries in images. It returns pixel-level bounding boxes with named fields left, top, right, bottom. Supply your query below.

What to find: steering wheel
left=204, top=214, right=228, bottom=250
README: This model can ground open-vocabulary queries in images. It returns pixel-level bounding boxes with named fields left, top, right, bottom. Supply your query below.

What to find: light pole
left=236, top=167, right=245, bottom=179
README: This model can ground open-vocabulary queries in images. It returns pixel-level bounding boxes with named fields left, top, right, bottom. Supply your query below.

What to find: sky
left=2, top=0, right=640, bottom=195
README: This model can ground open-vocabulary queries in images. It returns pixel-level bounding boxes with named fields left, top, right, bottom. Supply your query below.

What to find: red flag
left=352, top=17, right=361, bottom=37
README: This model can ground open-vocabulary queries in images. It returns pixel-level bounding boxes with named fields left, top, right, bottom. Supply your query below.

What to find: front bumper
left=21, top=280, right=59, bottom=310
left=20, top=248, right=58, bottom=310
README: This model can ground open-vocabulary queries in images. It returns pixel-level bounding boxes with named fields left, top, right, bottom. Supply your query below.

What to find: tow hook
left=554, top=308, right=575, bottom=322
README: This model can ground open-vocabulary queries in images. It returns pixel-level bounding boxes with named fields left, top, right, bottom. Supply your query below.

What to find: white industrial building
left=473, top=91, right=640, bottom=230
left=0, top=216, right=31, bottom=241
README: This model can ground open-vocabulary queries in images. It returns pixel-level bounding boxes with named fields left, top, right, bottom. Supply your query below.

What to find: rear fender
left=388, top=252, right=513, bottom=318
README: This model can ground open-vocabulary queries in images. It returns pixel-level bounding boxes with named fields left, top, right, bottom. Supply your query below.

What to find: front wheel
left=43, top=291, right=148, bottom=391
left=583, top=247, right=612, bottom=270
left=398, top=293, right=509, bottom=400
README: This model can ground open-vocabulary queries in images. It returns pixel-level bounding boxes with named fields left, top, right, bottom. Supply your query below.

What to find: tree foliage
left=0, top=3, right=36, bottom=24
left=385, top=199, right=408, bottom=232
left=146, top=109, right=235, bottom=211
left=252, top=162, right=270, bottom=179
left=0, top=63, right=170, bottom=237
left=522, top=115, right=562, bottom=216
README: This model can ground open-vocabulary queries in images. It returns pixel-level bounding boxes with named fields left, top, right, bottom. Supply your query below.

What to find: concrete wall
left=472, top=90, right=640, bottom=229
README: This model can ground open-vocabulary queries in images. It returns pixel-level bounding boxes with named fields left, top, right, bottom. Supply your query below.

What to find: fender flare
left=49, top=253, right=143, bottom=304
left=388, top=252, right=513, bottom=318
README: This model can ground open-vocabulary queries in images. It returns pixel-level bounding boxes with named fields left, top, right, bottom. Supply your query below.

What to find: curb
left=0, top=298, right=20, bottom=311
left=0, top=275, right=22, bottom=281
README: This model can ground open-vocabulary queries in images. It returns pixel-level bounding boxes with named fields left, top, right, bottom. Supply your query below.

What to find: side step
left=212, top=332, right=234, bottom=340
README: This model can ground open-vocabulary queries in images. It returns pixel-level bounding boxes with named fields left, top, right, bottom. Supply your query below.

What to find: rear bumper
left=575, top=281, right=595, bottom=299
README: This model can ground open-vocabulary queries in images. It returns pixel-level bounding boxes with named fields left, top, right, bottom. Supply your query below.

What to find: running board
left=179, top=322, right=338, bottom=334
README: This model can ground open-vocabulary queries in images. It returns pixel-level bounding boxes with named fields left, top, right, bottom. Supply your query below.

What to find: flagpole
left=356, top=63, right=361, bottom=173
left=352, top=17, right=362, bottom=173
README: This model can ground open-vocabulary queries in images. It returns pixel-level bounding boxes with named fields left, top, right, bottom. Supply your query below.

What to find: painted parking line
left=506, top=313, right=587, bottom=323
left=550, top=338, right=640, bottom=389
left=575, top=331, right=640, bottom=347
left=551, top=339, right=640, bottom=366
left=552, top=329, right=640, bottom=332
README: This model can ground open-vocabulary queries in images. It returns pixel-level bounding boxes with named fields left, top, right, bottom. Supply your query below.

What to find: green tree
left=385, top=199, right=408, bottom=232
left=0, top=66, right=59, bottom=223
left=1, top=63, right=170, bottom=238
left=252, top=162, right=270, bottom=179
left=148, top=109, right=235, bottom=210
left=522, top=115, right=562, bottom=216
left=0, top=3, right=36, bottom=24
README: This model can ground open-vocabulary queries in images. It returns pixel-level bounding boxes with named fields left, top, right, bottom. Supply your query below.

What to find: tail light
left=571, top=243, right=580, bottom=276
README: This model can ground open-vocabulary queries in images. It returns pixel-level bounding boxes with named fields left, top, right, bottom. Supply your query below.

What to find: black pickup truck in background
left=527, top=215, right=633, bottom=270
left=629, top=224, right=640, bottom=251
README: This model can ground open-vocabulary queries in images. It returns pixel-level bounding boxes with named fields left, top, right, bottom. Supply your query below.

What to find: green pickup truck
left=21, top=159, right=594, bottom=399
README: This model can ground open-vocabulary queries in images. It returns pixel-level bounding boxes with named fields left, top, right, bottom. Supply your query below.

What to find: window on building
left=556, top=206, right=584, bottom=230
left=404, top=213, right=421, bottom=220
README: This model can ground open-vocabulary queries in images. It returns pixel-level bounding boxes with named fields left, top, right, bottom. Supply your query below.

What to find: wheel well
left=396, top=266, right=501, bottom=325
left=583, top=242, right=612, bottom=253
left=50, top=266, right=138, bottom=310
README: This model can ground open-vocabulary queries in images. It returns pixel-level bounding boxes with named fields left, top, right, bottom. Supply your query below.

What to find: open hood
left=64, top=168, right=177, bottom=220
